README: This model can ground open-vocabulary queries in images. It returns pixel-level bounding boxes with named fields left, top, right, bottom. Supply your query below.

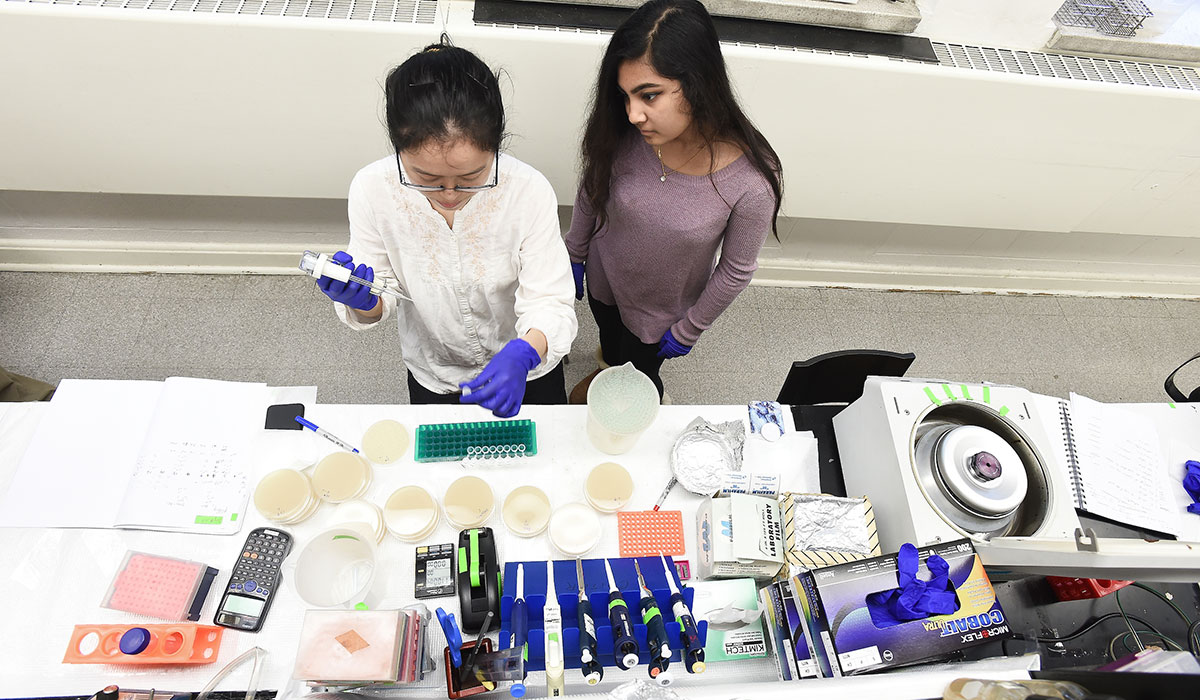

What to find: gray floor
left=1, top=271, right=1198, bottom=405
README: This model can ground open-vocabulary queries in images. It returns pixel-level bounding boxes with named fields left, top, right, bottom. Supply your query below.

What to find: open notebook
left=0, top=377, right=268, bottom=534
left=1035, top=392, right=1183, bottom=538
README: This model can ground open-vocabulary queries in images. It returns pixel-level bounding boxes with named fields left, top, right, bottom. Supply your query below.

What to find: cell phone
left=214, top=527, right=293, bottom=633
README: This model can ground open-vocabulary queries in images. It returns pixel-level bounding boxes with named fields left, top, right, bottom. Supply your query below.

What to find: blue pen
left=294, top=416, right=359, bottom=453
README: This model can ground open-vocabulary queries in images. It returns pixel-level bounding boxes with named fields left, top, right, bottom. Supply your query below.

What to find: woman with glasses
left=565, top=0, right=782, bottom=401
left=317, top=39, right=577, bottom=418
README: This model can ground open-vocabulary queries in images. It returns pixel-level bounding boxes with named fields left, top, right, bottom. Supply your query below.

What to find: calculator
left=214, top=527, right=293, bottom=633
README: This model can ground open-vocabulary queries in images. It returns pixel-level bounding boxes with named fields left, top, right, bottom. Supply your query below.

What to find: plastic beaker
left=292, top=527, right=382, bottom=609
left=586, top=362, right=660, bottom=454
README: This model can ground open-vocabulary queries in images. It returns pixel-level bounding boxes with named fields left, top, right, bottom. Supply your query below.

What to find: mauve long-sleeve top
left=565, top=135, right=775, bottom=346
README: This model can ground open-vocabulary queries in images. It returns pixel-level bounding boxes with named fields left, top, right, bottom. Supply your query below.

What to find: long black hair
left=580, top=0, right=783, bottom=234
left=384, top=35, right=505, bottom=154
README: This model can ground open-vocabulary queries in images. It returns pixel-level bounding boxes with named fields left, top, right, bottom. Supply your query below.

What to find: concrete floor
left=2, top=271, right=1198, bottom=405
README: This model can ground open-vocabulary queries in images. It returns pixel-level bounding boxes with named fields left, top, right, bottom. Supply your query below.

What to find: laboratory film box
left=795, top=539, right=1010, bottom=675
left=696, top=494, right=785, bottom=581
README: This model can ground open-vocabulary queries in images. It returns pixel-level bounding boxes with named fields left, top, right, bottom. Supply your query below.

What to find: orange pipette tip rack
left=63, top=623, right=223, bottom=665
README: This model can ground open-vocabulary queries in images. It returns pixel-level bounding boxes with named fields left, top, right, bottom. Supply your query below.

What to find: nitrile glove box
left=797, top=539, right=1010, bottom=675
left=696, top=494, right=785, bottom=581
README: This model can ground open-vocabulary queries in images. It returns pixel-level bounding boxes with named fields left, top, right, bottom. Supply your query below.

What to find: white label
left=796, top=658, right=819, bottom=678
left=723, top=628, right=766, bottom=657
left=837, top=645, right=883, bottom=672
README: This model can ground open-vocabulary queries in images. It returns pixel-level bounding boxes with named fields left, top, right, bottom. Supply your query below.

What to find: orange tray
left=64, top=624, right=223, bottom=665
left=618, top=510, right=685, bottom=558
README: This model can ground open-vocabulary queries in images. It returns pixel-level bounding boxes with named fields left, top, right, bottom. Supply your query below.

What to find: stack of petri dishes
left=501, top=485, right=551, bottom=537
left=584, top=462, right=634, bottom=513
left=383, top=486, right=440, bottom=542
left=311, top=452, right=373, bottom=503
left=443, top=476, right=495, bottom=529
left=254, top=469, right=321, bottom=525
left=327, top=499, right=386, bottom=545
left=361, top=420, right=410, bottom=466
left=548, top=502, right=602, bottom=557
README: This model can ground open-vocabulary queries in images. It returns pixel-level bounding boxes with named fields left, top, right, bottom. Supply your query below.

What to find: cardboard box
left=796, top=539, right=1010, bottom=675
left=690, top=578, right=768, bottom=663
left=759, top=580, right=819, bottom=680
left=696, top=494, right=785, bottom=581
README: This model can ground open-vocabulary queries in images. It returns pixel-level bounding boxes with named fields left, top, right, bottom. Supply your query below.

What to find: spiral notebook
left=1049, top=392, right=1182, bottom=538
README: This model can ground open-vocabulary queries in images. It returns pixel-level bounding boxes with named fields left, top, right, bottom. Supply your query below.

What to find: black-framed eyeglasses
left=395, top=151, right=499, bottom=193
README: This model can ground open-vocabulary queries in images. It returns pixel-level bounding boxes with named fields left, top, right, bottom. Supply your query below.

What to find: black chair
left=778, top=349, right=916, bottom=497
left=1165, top=352, right=1200, bottom=402
left=777, top=349, right=916, bottom=406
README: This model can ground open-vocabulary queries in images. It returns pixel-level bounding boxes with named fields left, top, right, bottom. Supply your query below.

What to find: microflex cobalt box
left=798, top=539, right=1010, bottom=674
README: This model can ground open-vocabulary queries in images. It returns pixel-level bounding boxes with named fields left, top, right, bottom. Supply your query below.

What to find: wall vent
left=6, top=0, right=439, bottom=23
left=475, top=18, right=1200, bottom=93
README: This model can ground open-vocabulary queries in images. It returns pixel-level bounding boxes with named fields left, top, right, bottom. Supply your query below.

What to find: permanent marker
left=294, top=416, right=360, bottom=453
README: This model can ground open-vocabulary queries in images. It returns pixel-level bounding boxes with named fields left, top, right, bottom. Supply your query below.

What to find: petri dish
left=502, top=486, right=552, bottom=537
left=328, top=499, right=386, bottom=545
left=444, top=476, right=495, bottom=529
left=362, top=420, right=410, bottom=466
left=548, top=502, right=602, bottom=557
left=584, top=462, right=634, bottom=513
left=254, top=469, right=318, bottom=524
left=383, top=486, right=440, bottom=542
left=312, top=452, right=372, bottom=503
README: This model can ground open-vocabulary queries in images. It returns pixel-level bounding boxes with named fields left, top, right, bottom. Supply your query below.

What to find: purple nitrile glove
left=459, top=338, right=542, bottom=418
left=866, top=543, right=958, bottom=628
left=571, top=262, right=586, bottom=301
left=1184, top=460, right=1200, bottom=515
left=656, top=328, right=692, bottom=359
left=317, top=251, right=378, bottom=311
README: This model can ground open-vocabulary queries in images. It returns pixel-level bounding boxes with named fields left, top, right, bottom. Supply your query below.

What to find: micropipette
left=604, top=559, right=640, bottom=670
left=575, top=558, right=603, bottom=686
left=633, top=560, right=672, bottom=683
left=660, top=554, right=705, bottom=674
left=298, top=250, right=411, bottom=301
left=509, top=564, right=529, bottom=698
left=543, top=563, right=565, bottom=697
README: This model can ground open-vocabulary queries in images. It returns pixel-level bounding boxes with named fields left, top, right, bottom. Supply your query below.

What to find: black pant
left=588, top=294, right=666, bottom=398
left=406, top=362, right=567, bottom=405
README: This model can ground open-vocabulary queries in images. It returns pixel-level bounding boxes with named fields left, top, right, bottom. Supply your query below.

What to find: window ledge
left=1047, top=26, right=1200, bottom=64
left=529, top=0, right=923, bottom=34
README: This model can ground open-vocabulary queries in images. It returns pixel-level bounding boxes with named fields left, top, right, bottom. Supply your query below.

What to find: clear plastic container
left=586, top=363, right=660, bottom=454
left=943, top=678, right=1090, bottom=700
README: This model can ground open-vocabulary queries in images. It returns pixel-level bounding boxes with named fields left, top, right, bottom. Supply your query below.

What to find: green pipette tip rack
left=414, top=419, right=538, bottom=463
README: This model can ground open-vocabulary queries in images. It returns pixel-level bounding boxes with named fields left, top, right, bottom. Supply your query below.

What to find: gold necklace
left=655, top=144, right=706, bottom=182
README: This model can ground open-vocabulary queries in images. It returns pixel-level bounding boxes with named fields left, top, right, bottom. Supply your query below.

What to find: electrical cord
left=1031, top=612, right=1167, bottom=644
left=1188, top=619, right=1200, bottom=656
left=1113, top=586, right=1144, bottom=650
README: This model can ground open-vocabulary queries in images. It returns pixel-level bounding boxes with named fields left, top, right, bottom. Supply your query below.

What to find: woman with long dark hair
left=565, top=0, right=782, bottom=400
left=317, top=39, right=577, bottom=417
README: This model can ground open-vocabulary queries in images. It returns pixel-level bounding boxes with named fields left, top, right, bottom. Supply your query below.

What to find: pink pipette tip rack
left=102, top=551, right=219, bottom=621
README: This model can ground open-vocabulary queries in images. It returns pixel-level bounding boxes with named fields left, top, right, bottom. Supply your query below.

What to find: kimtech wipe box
left=696, top=494, right=785, bottom=581
left=798, top=539, right=1010, bottom=675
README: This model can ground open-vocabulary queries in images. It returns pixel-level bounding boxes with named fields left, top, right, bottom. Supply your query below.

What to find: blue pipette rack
left=497, top=557, right=708, bottom=672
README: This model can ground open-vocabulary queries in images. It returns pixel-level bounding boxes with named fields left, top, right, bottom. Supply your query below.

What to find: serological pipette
left=660, top=554, right=705, bottom=674
left=543, top=563, right=565, bottom=697
left=298, top=250, right=411, bottom=301
left=604, top=559, right=640, bottom=670
left=575, top=558, right=603, bottom=686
